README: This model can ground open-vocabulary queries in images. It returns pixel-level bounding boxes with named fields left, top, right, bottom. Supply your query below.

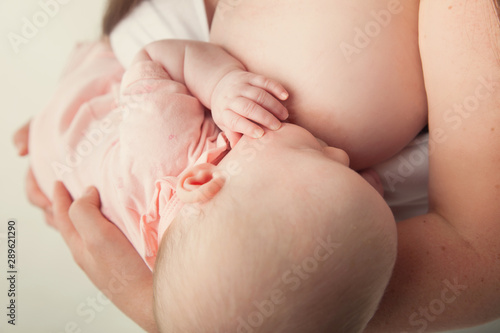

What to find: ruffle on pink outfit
left=30, top=41, right=228, bottom=269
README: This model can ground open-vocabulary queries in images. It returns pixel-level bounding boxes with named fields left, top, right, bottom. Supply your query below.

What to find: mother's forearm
left=111, top=280, right=159, bottom=333
left=365, top=212, right=500, bottom=333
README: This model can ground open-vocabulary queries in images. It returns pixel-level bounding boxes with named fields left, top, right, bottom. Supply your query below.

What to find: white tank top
left=374, top=133, right=429, bottom=222
left=110, top=0, right=430, bottom=222
left=110, top=0, right=210, bottom=68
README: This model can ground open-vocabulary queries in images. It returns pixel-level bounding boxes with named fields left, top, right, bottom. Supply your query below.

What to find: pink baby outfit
left=29, top=41, right=227, bottom=269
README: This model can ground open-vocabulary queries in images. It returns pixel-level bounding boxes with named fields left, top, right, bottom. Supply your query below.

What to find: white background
left=0, top=0, right=499, bottom=332
left=0, top=0, right=143, bottom=332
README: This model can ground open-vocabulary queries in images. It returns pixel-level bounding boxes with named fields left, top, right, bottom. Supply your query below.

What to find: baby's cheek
left=359, top=169, right=384, bottom=197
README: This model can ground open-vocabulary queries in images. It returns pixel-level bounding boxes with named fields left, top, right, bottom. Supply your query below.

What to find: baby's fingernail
left=270, top=122, right=281, bottom=130
left=280, top=92, right=289, bottom=100
left=253, top=128, right=264, bottom=138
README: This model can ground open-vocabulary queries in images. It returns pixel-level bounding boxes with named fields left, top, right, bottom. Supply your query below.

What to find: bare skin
left=15, top=0, right=500, bottom=332
left=208, top=0, right=500, bottom=331
left=367, top=1, right=500, bottom=331
left=209, top=0, right=427, bottom=170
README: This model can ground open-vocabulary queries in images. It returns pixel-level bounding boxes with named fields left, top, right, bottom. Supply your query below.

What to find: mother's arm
left=366, top=1, right=500, bottom=332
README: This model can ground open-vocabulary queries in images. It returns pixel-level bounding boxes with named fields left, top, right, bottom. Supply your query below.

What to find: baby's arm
left=131, top=40, right=289, bottom=139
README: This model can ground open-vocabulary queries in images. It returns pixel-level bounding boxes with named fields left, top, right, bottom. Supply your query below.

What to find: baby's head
left=153, top=123, right=397, bottom=333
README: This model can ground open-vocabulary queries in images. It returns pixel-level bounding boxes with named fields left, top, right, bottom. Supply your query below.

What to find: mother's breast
left=210, top=0, right=427, bottom=170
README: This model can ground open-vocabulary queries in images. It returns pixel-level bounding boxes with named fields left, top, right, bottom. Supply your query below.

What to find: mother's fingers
left=52, top=182, right=83, bottom=254
left=13, top=120, right=31, bottom=156
left=68, top=186, right=115, bottom=250
left=26, top=168, right=51, bottom=209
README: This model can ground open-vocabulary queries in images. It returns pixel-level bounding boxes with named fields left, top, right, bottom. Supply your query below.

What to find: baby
left=154, top=124, right=397, bottom=333
left=30, top=38, right=289, bottom=268
left=29, top=39, right=397, bottom=332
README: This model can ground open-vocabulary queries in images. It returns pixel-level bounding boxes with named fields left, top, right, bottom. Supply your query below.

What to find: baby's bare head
left=153, top=128, right=397, bottom=332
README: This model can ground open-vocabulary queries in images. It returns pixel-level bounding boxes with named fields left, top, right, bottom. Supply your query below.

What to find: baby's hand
left=211, top=70, right=289, bottom=139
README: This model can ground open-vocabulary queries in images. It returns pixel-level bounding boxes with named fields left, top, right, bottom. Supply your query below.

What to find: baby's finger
left=249, top=75, right=289, bottom=101
left=228, top=97, right=282, bottom=131
left=240, top=86, right=289, bottom=121
left=220, top=109, right=266, bottom=139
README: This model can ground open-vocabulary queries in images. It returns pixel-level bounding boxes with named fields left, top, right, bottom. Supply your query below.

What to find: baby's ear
left=176, top=163, right=225, bottom=204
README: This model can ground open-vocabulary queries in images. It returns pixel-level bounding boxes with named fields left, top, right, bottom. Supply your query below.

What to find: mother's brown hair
left=102, top=0, right=143, bottom=36
left=496, top=0, right=500, bottom=21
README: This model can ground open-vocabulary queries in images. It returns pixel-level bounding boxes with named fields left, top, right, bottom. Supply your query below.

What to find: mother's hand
left=13, top=120, right=54, bottom=226
left=14, top=121, right=158, bottom=332
left=52, top=182, right=159, bottom=333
